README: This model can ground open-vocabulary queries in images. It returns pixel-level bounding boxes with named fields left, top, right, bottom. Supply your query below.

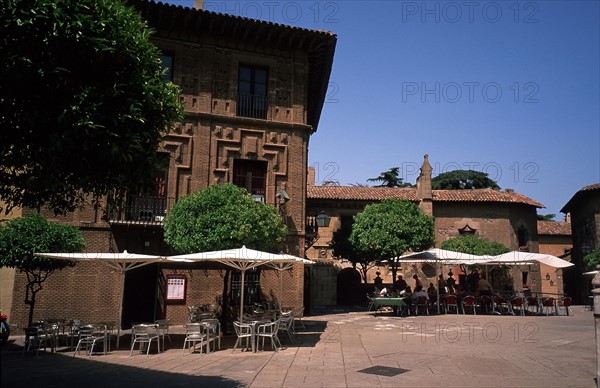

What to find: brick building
left=561, top=183, right=600, bottom=303
left=7, top=1, right=336, bottom=329
left=305, top=155, right=544, bottom=308
left=537, top=220, right=572, bottom=297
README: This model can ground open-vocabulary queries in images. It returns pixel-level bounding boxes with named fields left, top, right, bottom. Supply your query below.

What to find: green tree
left=164, top=184, right=288, bottom=328
left=584, top=247, right=600, bottom=271
left=164, top=184, right=287, bottom=253
left=537, top=214, right=556, bottom=221
left=0, top=0, right=182, bottom=214
left=431, top=170, right=500, bottom=190
left=349, top=199, right=434, bottom=282
left=441, top=235, right=510, bottom=256
left=367, top=167, right=413, bottom=188
left=0, top=214, right=85, bottom=325
left=330, top=219, right=377, bottom=284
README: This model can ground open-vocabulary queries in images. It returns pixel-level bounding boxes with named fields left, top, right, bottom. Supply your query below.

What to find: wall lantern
left=550, top=280, right=554, bottom=286
left=316, top=211, right=330, bottom=228
left=545, top=273, right=551, bottom=281
left=448, top=269, right=454, bottom=277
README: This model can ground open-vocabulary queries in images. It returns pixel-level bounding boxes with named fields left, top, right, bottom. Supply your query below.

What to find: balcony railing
left=237, top=93, right=268, bottom=119
left=107, top=195, right=175, bottom=225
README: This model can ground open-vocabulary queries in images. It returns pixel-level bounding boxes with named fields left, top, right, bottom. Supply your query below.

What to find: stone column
left=592, top=264, right=600, bottom=387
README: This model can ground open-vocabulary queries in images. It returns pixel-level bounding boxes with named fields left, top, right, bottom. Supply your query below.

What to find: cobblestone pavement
left=2, top=306, right=596, bottom=387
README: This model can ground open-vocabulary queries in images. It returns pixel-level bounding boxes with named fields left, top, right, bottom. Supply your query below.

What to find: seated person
left=379, top=287, right=389, bottom=297
left=427, top=283, right=437, bottom=297
left=477, top=275, right=493, bottom=296
left=413, top=285, right=429, bottom=301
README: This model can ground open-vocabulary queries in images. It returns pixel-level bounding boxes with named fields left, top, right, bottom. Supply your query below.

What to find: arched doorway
left=336, top=267, right=362, bottom=306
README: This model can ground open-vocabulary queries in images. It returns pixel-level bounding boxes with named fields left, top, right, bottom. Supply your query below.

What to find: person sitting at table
left=379, top=287, right=389, bottom=297
left=427, top=283, right=437, bottom=298
left=413, top=285, right=429, bottom=301
left=477, top=274, right=493, bottom=296
left=446, top=274, right=456, bottom=294
left=374, top=271, right=383, bottom=291
left=394, top=275, right=407, bottom=293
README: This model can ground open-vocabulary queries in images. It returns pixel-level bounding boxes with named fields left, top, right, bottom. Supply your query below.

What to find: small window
left=237, top=65, right=268, bottom=119
left=233, top=159, right=267, bottom=200
left=165, top=274, right=186, bottom=301
left=160, top=54, right=174, bottom=82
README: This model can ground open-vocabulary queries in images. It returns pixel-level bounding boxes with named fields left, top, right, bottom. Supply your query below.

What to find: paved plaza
left=2, top=306, right=597, bottom=387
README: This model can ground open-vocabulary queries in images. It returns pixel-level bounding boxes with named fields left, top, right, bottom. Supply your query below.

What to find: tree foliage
left=0, top=0, right=182, bottom=214
left=440, top=235, right=510, bottom=256
left=584, top=247, right=600, bottom=271
left=349, top=199, right=434, bottom=281
left=163, top=184, right=288, bottom=254
left=431, top=170, right=500, bottom=190
left=367, top=167, right=413, bottom=188
left=0, top=214, right=85, bottom=324
left=537, top=213, right=556, bottom=221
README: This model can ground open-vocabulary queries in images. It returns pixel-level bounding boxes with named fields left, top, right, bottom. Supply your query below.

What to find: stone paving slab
left=1, top=306, right=597, bottom=387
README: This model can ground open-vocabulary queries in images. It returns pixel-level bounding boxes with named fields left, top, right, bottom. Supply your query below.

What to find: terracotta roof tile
left=306, top=186, right=418, bottom=201
left=538, top=221, right=572, bottom=235
left=307, top=186, right=543, bottom=208
left=432, top=189, right=544, bottom=208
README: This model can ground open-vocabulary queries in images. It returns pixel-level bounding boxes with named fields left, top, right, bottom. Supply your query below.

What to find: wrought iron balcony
left=236, top=93, right=268, bottom=119
left=107, top=195, right=175, bottom=225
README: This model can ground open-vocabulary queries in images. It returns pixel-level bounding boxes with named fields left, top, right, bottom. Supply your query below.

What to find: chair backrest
left=480, top=295, right=492, bottom=304
left=463, top=296, right=475, bottom=305
left=132, top=324, right=156, bottom=338
left=446, top=295, right=457, bottom=304
left=78, top=325, right=95, bottom=338
left=184, top=323, right=202, bottom=335
left=511, top=297, right=523, bottom=307
left=526, top=297, right=538, bottom=305
left=562, top=297, right=572, bottom=307
left=417, top=296, right=428, bottom=304
left=233, top=321, right=252, bottom=336
left=543, top=298, right=555, bottom=307
left=292, top=307, right=305, bottom=318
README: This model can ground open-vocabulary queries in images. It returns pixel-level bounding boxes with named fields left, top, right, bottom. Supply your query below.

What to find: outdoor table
left=372, top=297, right=405, bottom=315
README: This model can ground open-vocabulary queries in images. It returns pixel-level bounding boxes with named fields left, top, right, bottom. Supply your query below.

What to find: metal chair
left=415, top=296, right=430, bottom=316
left=558, top=297, right=572, bottom=316
left=256, top=320, right=281, bottom=352
left=130, top=324, right=159, bottom=356
left=445, top=295, right=460, bottom=314
left=525, top=297, right=540, bottom=315
left=201, top=319, right=221, bottom=351
left=462, top=295, right=477, bottom=314
left=232, top=321, right=254, bottom=353
left=479, top=295, right=493, bottom=314
left=541, top=298, right=556, bottom=316
left=492, top=295, right=513, bottom=315
left=278, top=315, right=296, bottom=344
left=182, top=323, right=209, bottom=355
left=510, top=296, right=526, bottom=316
left=23, top=326, right=48, bottom=357
left=155, top=319, right=171, bottom=351
left=73, top=324, right=106, bottom=357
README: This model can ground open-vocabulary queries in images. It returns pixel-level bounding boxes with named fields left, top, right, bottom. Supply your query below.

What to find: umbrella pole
left=239, top=270, right=246, bottom=323
left=117, top=271, right=125, bottom=349
left=279, top=268, right=284, bottom=311
left=437, top=263, right=441, bottom=314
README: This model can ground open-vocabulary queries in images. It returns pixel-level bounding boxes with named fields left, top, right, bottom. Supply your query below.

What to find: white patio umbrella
left=484, top=251, right=575, bottom=268
left=35, top=251, right=165, bottom=348
left=394, top=248, right=487, bottom=313
left=167, top=246, right=309, bottom=322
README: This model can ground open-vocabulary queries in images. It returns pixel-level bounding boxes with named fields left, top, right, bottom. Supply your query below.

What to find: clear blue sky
left=164, top=0, right=600, bottom=218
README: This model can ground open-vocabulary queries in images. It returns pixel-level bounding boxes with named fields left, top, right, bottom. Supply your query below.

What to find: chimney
left=307, top=167, right=315, bottom=186
left=505, top=188, right=514, bottom=193
left=417, top=154, right=433, bottom=215
left=194, top=0, right=203, bottom=10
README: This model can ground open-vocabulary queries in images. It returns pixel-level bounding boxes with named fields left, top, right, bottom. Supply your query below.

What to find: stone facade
left=7, top=1, right=335, bottom=330
left=561, top=183, right=600, bottom=303
left=306, top=156, right=544, bottom=308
